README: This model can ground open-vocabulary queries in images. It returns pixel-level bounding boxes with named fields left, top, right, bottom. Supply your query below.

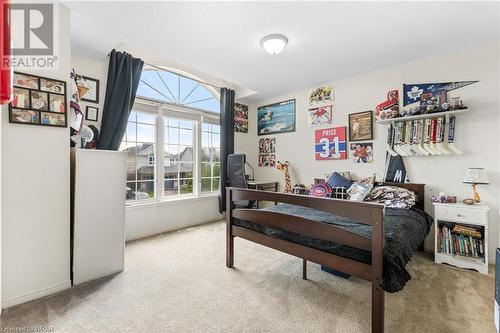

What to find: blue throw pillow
left=327, top=172, right=353, bottom=189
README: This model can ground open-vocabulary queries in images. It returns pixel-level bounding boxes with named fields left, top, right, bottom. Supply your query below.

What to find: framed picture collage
left=10, top=72, right=67, bottom=128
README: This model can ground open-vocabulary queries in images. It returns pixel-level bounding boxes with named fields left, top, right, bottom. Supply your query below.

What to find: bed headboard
left=313, top=178, right=425, bottom=210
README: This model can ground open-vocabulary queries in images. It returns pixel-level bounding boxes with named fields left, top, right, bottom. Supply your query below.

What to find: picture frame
left=9, top=71, right=67, bottom=128
left=257, top=99, right=295, bottom=136
left=234, top=103, right=248, bottom=133
left=309, top=86, right=334, bottom=108
left=350, top=142, right=374, bottom=163
left=86, top=106, right=99, bottom=122
left=314, top=126, right=347, bottom=160
left=80, top=76, right=100, bottom=103
left=349, top=110, right=373, bottom=141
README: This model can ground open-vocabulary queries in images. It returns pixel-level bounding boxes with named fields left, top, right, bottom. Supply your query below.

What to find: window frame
left=125, top=97, right=220, bottom=205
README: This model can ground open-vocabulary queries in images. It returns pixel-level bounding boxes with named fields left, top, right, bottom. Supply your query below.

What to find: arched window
left=121, top=66, right=221, bottom=202
left=136, top=66, right=220, bottom=113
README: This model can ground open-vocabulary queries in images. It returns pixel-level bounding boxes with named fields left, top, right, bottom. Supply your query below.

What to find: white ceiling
left=66, top=1, right=499, bottom=103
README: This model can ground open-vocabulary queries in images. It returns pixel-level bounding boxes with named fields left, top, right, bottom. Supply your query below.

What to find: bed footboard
left=225, top=187, right=385, bottom=333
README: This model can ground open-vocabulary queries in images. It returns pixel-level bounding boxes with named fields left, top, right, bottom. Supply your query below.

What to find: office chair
left=227, top=154, right=256, bottom=208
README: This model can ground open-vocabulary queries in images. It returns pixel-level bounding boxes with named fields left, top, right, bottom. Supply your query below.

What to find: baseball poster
left=314, top=126, right=347, bottom=160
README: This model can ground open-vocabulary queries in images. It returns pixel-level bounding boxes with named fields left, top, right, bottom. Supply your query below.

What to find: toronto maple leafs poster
left=403, top=81, right=478, bottom=106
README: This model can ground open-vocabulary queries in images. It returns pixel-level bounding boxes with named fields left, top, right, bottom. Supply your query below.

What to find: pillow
left=347, top=182, right=373, bottom=201
left=309, top=183, right=333, bottom=198
left=327, top=172, right=353, bottom=189
left=365, top=186, right=416, bottom=209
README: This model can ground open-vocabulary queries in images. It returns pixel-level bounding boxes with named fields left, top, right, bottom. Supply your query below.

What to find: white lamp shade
left=463, top=168, right=489, bottom=184
left=261, top=34, right=288, bottom=55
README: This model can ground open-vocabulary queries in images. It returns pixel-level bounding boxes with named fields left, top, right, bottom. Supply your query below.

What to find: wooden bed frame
left=225, top=182, right=425, bottom=333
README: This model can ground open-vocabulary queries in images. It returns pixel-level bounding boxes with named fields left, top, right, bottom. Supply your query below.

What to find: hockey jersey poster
left=314, top=126, right=347, bottom=160
left=403, top=81, right=478, bottom=106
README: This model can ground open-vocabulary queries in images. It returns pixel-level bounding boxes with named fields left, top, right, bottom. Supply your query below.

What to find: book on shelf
left=438, top=225, right=484, bottom=259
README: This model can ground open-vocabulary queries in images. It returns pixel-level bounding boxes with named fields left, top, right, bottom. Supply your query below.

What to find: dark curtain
left=219, top=88, right=235, bottom=213
left=97, top=49, right=144, bottom=150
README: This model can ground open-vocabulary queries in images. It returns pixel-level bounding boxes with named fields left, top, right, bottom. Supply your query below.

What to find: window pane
left=164, top=162, right=178, bottom=179
left=128, top=111, right=137, bottom=122
left=201, top=178, right=211, bottom=192
left=168, top=127, right=179, bottom=144
left=136, top=112, right=155, bottom=125
left=212, top=124, right=220, bottom=134
left=201, top=163, right=211, bottom=177
left=125, top=122, right=136, bottom=140
left=168, top=118, right=179, bottom=127
left=213, top=149, right=220, bottom=162
left=202, top=123, right=210, bottom=131
left=128, top=181, right=154, bottom=200
left=202, top=132, right=209, bottom=147
left=212, top=133, right=220, bottom=148
left=179, top=163, right=193, bottom=178
left=179, top=178, right=193, bottom=194
left=137, top=124, right=155, bottom=143
left=126, top=163, right=136, bottom=182
left=179, top=129, right=192, bottom=145
left=178, top=145, right=193, bottom=161
left=213, top=163, right=221, bottom=177
left=201, top=147, right=212, bottom=162
left=212, top=178, right=220, bottom=191
left=165, top=145, right=179, bottom=160
left=179, top=119, right=193, bottom=129
left=136, top=163, right=154, bottom=181
left=164, top=179, right=178, bottom=196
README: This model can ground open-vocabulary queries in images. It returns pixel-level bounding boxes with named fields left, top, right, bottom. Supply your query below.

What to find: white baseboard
left=2, top=281, right=71, bottom=309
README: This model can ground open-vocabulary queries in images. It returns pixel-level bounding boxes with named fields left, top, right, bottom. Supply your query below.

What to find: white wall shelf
left=376, top=108, right=469, bottom=124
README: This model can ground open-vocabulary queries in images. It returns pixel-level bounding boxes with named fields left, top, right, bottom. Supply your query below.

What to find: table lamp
left=463, top=168, right=489, bottom=203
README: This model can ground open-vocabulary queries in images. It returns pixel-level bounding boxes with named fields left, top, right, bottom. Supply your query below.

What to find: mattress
left=233, top=203, right=433, bottom=293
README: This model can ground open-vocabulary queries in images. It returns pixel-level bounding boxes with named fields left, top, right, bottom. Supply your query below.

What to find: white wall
left=71, top=53, right=108, bottom=130
left=125, top=196, right=222, bottom=241
left=236, top=41, right=500, bottom=258
left=1, top=5, right=72, bottom=308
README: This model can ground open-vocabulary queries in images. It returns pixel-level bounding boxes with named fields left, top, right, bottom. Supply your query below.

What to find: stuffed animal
left=276, top=161, right=292, bottom=193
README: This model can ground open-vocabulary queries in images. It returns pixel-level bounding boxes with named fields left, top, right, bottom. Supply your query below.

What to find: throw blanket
left=233, top=204, right=432, bottom=293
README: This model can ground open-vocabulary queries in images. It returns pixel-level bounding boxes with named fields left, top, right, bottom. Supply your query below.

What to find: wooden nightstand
left=433, top=202, right=489, bottom=274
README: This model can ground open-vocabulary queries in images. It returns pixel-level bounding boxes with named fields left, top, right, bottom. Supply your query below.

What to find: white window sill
left=126, top=193, right=219, bottom=209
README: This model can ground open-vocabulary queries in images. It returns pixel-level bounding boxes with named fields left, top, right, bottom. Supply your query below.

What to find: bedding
left=233, top=203, right=432, bottom=293
left=347, top=182, right=373, bottom=201
left=366, top=185, right=416, bottom=209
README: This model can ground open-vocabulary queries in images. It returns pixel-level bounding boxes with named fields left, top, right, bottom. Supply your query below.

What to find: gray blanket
left=233, top=204, right=432, bottom=293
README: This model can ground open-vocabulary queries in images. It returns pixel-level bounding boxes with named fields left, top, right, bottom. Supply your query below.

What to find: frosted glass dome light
left=261, top=34, right=288, bottom=55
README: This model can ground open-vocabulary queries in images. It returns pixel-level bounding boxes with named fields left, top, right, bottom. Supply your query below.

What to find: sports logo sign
left=314, top=126, right=347, bottom=160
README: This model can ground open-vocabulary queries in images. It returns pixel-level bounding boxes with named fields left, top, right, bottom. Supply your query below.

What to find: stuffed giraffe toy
left=276, top=161, right=292, bottom=194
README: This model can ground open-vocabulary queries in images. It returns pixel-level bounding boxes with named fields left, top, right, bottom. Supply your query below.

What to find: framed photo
left=257, top=99, right=295, bottom=136
left=349, top=111, right=373, bottom=141
left=350, top=142, right=374, bottom=163
left=31, top=91, right=49, bottom=111
left=86, top=106, right=99, bottom=122
left=10, top=109, right=39, bottom=124
left=258, top=154, right=276, bottom=167
left=49, top=94, right=66, bottom=113
left=13, top=72, right=39, bottom=90
left=80, top=76, right=100, bottom=103
left=309, top=86, right=334, bottom=108
left=234, top=103, right=248, bottom=133
left=40, top=78, right=66, bottom=94
left=41, top=112, right=66, bottom=126
left=307, top=105, right=333, bottom=127
left=314, top=126, right=347, bottom=160
left=9, top=72, right=67, bottom=128
left=258, top=137, right=276, bottom=153
left=12, top=87, right=30, bottom=109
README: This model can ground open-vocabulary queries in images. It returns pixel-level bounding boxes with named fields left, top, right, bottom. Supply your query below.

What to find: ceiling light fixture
left=261, top=34, right=288, bottom=55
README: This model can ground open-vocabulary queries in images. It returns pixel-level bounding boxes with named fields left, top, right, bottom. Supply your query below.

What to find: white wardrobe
left=71, top=148, right=127, bottom=285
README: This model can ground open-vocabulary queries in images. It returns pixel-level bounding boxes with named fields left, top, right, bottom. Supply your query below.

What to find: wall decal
left=314, top=126, right=347, bottom=160
left=309, top=86, right=334, bottom=108
left=402, top=81, right=478, bottom=106
left=257, top=99, right=295, bottom=135
left=350, top=142, right=374, bottom=163
left=375, top=90, right=399, bottom=120
left=234, top=103, right=248, bottom=133
left=307, top=105, right=333, bottom=127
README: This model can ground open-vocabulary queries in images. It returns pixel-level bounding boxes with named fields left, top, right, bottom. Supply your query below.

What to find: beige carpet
left=0, top=221, right=495, bottom=333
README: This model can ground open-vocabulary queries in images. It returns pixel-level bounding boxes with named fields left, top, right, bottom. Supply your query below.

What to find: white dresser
left=71, top=148, right=127, bottom=285
left=433, top=202, right=489, bottom=274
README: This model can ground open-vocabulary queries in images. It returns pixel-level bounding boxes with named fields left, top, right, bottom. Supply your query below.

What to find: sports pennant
left=403, top=81, right=478, bottom=106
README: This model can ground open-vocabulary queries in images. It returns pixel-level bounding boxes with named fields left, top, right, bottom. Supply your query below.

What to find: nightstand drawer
left=436, top=206, right=487, bottom=224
